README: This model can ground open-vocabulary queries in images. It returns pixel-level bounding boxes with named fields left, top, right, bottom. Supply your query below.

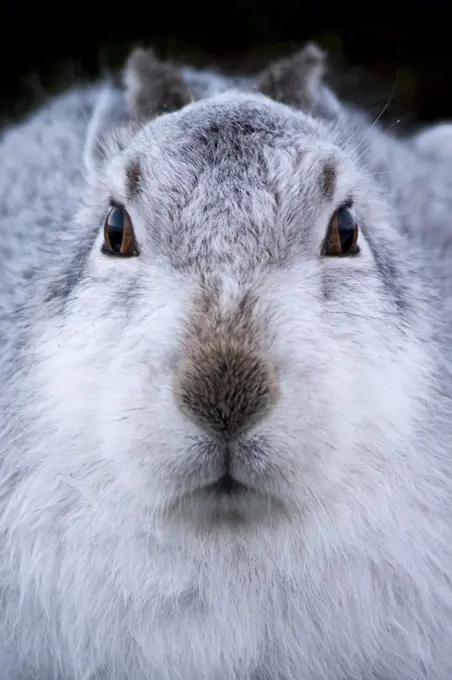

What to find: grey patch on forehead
left=125, top=158, right=142, bottom=199
left=171, top=99, right=308, bottom=196
left=179, top=105, right=284, bottom=166
left=177, top=95, right=307, bottom=146
left=152, top=91, right=321, bottom=180
left=124, top=48, right=192, bottom=121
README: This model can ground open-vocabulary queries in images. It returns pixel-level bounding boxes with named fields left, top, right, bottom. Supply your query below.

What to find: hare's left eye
left=102, top=205, right=139, bottom=258
left=322, top=206, right=359, bottom=256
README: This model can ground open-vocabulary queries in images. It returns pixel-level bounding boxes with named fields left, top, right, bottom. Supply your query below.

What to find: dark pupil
left=107, top=208, right=125, bottom=253
left=337, top=207, right=356, bottom=252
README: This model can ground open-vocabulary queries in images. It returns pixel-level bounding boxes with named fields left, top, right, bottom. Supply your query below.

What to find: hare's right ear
left=83, top=85, right=130, bottom=177
left=256, top=43, right=342, bottom=120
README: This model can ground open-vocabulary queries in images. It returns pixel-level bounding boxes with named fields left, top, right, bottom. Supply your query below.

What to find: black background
left=0, top=0, right=450, bottom=124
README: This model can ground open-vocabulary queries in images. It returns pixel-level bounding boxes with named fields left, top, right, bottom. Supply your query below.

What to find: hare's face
left=36, top=93, right=429, bottom=527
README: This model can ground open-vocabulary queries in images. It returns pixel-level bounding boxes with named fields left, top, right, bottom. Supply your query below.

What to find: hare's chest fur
left=8, top=497, right=451, bottom=680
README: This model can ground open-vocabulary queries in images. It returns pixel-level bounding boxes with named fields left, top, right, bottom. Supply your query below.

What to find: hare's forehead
left=111, top=100, right=353, bottom=210
left=100, top=99, right=358, bottom=271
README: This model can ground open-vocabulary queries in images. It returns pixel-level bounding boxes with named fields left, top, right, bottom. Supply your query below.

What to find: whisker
left=102, top=406, right=147, bottom=427
left=354, top=69, right=402, bottom=153
left=386, top=118, right=402, bottom=134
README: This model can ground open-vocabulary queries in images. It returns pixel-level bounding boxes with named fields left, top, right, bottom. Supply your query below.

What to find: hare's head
left=32, top=48, right=432, bottom=532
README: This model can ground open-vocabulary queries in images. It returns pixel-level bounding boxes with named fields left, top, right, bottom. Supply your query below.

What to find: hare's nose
left=173, top=340, right=279, bottom=438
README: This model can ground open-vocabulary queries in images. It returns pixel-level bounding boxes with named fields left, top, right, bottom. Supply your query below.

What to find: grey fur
left=124, top=48, right=192, bottom=120
left=257, top=43, right=327, bottom=110
left=1, top=46, right=452, bottom=680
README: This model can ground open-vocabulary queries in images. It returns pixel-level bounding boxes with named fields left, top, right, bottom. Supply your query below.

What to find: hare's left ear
left=84, top=49, right=193, bottom=177
left=123, top=48, right=192, bottom=122
left=256, top=42, right=342, bottom=119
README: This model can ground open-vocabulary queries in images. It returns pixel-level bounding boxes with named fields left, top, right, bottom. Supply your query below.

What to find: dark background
left=0, top=0, right=450, bottom=126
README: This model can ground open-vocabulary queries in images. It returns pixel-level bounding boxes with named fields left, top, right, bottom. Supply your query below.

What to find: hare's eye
left=102, top=205, right=139, bottom=258
left=322, top=206, right=359, bottom=256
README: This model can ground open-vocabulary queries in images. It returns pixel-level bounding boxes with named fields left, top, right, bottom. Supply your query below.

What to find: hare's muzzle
left=173, top=292, right=279, bottom=439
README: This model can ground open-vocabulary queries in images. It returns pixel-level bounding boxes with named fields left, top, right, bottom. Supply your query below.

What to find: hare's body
left=1, top=48, right=452, bottom=680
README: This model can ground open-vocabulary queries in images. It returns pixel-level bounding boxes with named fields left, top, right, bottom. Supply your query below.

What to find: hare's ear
left=84, top=50, right=192, bottom=177
left=256, top=42, right=342, bottom=119
left=123, top=48, right=192, bottom=122
left=83, top=86, right=129, bottom=177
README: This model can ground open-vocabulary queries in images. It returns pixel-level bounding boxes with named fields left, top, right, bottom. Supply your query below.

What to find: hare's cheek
left=29, top=324, right=107, bottom=474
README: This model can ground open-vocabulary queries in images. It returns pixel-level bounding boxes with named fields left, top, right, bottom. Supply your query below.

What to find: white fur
left=413, top=122, right=452, bottom=158
left=1, top=56, right=452, bottom=680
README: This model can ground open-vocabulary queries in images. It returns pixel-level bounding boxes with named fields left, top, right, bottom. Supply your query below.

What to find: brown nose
left=173, top=339, right=279, bottom=437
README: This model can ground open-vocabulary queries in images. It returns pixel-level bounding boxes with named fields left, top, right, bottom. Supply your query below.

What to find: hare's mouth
left=171, top=461, right=282, bottom=524
left=168, top=435, right=283, bottom=520
left=202, top=474, right=249, bottom=495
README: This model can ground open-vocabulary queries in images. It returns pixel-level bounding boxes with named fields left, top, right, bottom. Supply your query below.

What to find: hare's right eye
left=102, top=205, right=139, bottom=258
left=322, top=206, right=359, bottom=257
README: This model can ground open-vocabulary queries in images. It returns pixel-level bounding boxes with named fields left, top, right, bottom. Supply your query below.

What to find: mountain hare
left=1, top=43, right=452, bottom=680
